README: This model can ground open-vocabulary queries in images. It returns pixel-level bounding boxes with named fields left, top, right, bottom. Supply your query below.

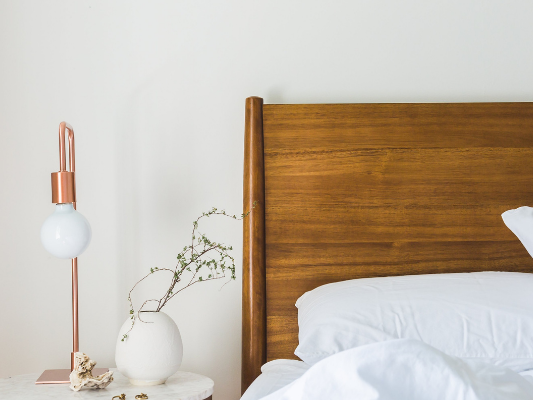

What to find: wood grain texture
left=242, top=96, right=267, bottom=394
left=264, top=102, right=533, bottom=362
left=242, top=100, right=533, bottom=391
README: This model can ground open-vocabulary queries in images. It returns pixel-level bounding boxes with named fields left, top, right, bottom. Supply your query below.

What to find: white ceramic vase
left=115, top=311, right=183, bottom=385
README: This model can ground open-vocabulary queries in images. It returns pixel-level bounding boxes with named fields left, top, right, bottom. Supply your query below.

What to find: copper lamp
left=36, top=122, right=107, bottom=384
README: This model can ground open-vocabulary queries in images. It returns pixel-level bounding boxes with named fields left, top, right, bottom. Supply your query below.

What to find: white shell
left=115, top=311, right=183, bottom=385
left=69, top=352, right=114, bottom=391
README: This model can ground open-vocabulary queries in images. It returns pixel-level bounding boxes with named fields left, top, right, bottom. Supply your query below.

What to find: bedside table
left=0, top=369, right=213, bottom=399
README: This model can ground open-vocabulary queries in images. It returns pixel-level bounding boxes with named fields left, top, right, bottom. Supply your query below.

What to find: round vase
left=115, top=311, right=183, bottom=385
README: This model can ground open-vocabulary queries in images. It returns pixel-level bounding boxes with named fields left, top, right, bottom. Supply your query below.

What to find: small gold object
left=135, top=394, right=148, bottom=400
left=112, top=395, right=126, bottom=400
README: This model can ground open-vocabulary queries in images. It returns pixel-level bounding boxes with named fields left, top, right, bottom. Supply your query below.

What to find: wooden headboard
left=241, top=97, right=533, bottom=393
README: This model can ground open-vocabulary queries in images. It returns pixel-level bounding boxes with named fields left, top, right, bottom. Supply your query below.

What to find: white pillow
left=502, top=206, right=533, bottom=258
left=295, top=272, right=533, bottom=371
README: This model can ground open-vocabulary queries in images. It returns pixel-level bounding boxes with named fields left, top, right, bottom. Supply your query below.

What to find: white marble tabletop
left=0, top=370, right=214, bottom=400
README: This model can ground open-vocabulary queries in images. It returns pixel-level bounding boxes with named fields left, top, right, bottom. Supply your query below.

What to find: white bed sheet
left=241, top=343, right=533, bottom=400
left=241, top=359, right=309, bottom=400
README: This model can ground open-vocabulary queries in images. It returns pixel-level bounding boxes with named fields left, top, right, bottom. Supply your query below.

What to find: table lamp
left=36, top=122, right=107, bottom=384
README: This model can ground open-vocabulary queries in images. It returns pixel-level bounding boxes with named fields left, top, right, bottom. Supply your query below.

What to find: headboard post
left=242, top=96, right=267, bottom=394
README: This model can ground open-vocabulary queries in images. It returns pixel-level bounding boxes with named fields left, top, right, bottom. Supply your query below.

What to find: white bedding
left=242, top=340, right=533, bottom=400
left=241, top=359, right=310, bottom=400
left=295, top=272, right=533, bottom=370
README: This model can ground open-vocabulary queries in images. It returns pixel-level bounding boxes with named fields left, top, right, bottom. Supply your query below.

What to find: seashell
left=69, top=352, right=114, bottom=391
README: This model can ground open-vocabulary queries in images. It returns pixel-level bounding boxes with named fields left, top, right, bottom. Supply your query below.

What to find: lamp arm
left=58, top=122, right=75, bottom=173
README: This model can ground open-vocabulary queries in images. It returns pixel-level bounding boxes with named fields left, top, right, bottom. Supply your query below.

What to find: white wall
left=1, top=1, right=532, bottom=399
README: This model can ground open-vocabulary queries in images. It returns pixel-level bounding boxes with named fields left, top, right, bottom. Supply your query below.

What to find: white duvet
left=259, top=340, right=533, bottom=400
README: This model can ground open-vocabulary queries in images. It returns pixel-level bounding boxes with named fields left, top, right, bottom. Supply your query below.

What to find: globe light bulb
left=41, top=203, right=92, bottom=259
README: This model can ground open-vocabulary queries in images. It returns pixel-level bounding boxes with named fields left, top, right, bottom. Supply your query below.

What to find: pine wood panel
left=260, top=102, right=533, bottom=362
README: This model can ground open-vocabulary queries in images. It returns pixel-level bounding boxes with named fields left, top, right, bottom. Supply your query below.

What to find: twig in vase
left=121, top=203, right=256, bottom=341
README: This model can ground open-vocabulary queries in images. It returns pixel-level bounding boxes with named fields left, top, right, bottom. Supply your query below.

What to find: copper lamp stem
left=71, top=255, right=79, bottom=371
left=58, top=122, right=75, bottom=172
left=59, top=122, right=79, bottom=372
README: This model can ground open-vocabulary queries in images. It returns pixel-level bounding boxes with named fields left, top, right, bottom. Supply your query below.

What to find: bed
left=241, top=97, right=533, bottom=398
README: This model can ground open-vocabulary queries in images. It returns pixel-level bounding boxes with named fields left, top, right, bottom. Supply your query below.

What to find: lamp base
left=35, top=368, right=109, bottom=384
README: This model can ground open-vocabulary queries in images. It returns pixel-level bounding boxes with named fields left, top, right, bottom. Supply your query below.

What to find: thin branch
left=137, top=299, right=160, bottom=322
left=164, top=274, right=226, bottom=303
left=122, top=203, right=256, bottom=340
